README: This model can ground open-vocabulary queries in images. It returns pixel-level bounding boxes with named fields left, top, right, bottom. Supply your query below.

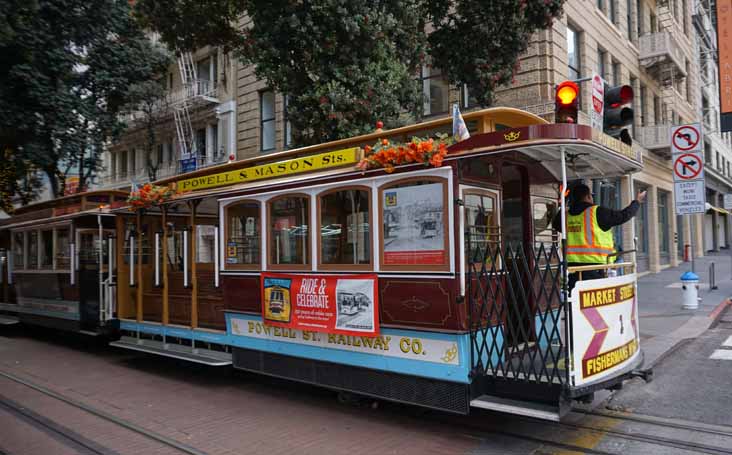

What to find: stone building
left=99, top=2, right=732, bottom=275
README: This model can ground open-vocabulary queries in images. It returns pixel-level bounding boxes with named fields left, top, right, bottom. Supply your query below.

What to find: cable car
left=0, top=107, right=646, bottom=421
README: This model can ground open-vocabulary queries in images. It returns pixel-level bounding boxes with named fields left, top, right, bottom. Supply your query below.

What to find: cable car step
left=110, top=336, right=232, bottom=366
left=0, top=315, right=20, bottom=325
left=78, top=330, right=103, bottom=336
left=470, top=395, right=561, bottom=421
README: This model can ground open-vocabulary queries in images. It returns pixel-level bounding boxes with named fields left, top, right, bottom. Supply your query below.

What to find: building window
left=597, top=48, right=607, bottom=79
left=269, top=195, right=310, bottom=268
left=284, top=95, right=293, bottom=149
left=658, top=191, right=670, bottom=256
left=636, top=0, right=643, bottom=36
left=650, top=12, right=657, bottom=32
left=630, top=76, right=638, bottom=129
left=597, top=0, right=604, bottom=11
left=12, top=231, right=24, bottom=269
left=260, top=90, right=276, bottom=152
left=653, top=95, right=661, bottom=125
left=421, top=65, right=449, bottom=116
left=682, top=0, right=688, bottom=34
left=461, top=84, right=478, bottom=109
left=225, top=201, right=261, bottom=268
left=130, top=148, right=137, bottom=174
left=379, top=178, right=449, bottom=271
left=318, top=188, right=371, bottom=269
left=639, top=85, right=647, bottom=126
left=119, top=150, right=128, bottom=177
left=608, top=0, right=616, bottom=23
left=41, top=230, right=53, bottom=268
left=627, top=0, right=633, bottom=39
left=195, top=128, right=206, bottom=159
left=56, top=228, right=70, bottom=269
left=27, top=231, right=38, bottom=269
left=635, top=185, right=649, bottom=255
left=612, top=61, right=620, bottom=86
left=567, top=25, right=581, bottom=81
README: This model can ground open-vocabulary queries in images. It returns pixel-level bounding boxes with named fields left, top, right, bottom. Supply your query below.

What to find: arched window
left=268, top=195, right=310, bottom=269
left=225, top=201, right=261, bottom=269
left=318, top=187, right=371, bottom=269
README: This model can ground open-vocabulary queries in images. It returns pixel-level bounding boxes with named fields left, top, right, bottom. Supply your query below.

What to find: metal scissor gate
left=467, top=239, right=571, bottom=419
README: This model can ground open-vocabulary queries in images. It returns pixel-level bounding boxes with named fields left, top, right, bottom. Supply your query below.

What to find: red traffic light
left=555, top=81, right=579, bottom=124
left=556, top=81, right=579, bottom=106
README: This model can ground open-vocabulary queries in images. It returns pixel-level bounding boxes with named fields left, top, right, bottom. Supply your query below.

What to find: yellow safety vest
left=566, top=205, right=615, bottom=263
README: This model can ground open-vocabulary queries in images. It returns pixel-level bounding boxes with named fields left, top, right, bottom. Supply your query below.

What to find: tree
left=0, top=0, right=170, bottom=208
left=124, top=80, right=171, bottom=182
left=134, top=0, right=564, bottom=147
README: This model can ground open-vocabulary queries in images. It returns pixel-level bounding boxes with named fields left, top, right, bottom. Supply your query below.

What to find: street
left=2, top=303, right=732, bottom=455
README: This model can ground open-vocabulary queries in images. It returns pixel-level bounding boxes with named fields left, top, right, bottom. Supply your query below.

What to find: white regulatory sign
left=670, top=123, right=703, bottom=154
left=590, top=73, right=605, bottom=131
left=674, top=180, right=706, bottom=215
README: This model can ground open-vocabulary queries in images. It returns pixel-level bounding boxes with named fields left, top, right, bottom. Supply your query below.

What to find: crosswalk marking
left=709, top=349, right=732, bottom=360
left=722, top=336, right=732, bottom=347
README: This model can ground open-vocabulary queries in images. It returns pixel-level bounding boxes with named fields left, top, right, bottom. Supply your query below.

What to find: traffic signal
left=603, top=85, right=634, bottom=145
left=555, top=81, right=579, bottom=124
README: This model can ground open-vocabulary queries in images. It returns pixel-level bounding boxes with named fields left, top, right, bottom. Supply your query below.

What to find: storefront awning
left=706, top=202, right=730, bottom=215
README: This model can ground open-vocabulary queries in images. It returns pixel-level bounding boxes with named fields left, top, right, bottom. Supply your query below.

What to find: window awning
left=705, top=202, right=730, bottom=215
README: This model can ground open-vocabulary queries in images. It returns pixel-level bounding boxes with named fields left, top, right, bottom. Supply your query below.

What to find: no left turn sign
left=673, top=152, right=704, bottom=181
left=671, top=124, right=702, bottom=153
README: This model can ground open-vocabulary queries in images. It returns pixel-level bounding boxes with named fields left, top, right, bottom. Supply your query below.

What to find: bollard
left=709, top=262, right=718, bottom=290
left=681, top=271, right=700, bottom=309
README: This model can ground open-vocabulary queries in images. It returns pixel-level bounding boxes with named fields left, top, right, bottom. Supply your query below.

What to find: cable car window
left=225, top=201, right=260, bottom=268
left=269, top=195, right=310, bottom=268
left=195, top=225, right=217, bottom=263
left=56, top=228, right=70, bottom=269
left=379, top=178, right=449, bottom=270
left=27, top=231, right=38, bottom=269
left=464, top=191, right=500, bottom=264
left=318, top=188, right=371, bottom=268
left=41, top=230, right=53, bottom=268
left=12, top=231, right=24, bottom=269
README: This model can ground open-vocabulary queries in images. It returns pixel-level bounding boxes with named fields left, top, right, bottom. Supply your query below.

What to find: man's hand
left=636, top=190, right=647, bottom=203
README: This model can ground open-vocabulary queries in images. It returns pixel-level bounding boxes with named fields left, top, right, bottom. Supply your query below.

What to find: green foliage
left=428, top=0, right=564, bottom=107
left=0, top=0, right=170, bottom=205
left=124, top=80, right=171, bottom=182
left=144, top=0, right=566, bottom=148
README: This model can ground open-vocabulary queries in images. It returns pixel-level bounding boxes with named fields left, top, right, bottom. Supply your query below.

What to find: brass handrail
left=568, top=262, right=635, bottom=273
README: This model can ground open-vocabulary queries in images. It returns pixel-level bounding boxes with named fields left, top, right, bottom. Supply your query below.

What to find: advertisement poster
left=382, top=183, right=445, bottom=265
left=570, top=274, right=640, bottom=386
left=262, top=273, right=379, bottom=336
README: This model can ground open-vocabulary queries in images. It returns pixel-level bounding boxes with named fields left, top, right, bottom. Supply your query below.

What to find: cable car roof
left=447, top=124, right=643, bottom=180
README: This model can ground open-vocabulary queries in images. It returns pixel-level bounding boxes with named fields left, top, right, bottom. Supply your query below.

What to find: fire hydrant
left=681, top=271, right=700, bottom=310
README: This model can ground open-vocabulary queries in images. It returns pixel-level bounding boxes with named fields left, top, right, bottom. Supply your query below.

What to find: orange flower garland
left=357, top=134, right=453, bottom=173
left=127, top=183, right=177, bottom=210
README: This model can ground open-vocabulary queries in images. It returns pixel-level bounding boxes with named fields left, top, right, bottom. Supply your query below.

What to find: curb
left=709, top=297, right=732, bottom=322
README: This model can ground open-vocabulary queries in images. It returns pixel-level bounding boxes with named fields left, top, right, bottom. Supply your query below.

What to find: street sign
left=725, top=194, right=732, bottom=210
left=670, top=123, right=703, bottom=154
left=673, top=152, right=704, bottom=181
left=590, top=73, right=604, bottom=131
left=674, top=180, right=706, bottom=215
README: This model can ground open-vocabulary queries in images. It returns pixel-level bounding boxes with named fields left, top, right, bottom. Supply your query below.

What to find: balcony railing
left=639, top=32, right=687, bottom=80
left=121, top=79, right=219, bottom=127
left=636, top=124, right=671, bottom=151
left=169, top=79, right=219, bottom=106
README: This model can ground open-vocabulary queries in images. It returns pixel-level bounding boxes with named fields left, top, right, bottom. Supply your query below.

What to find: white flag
left=452, top=104, right=470, bottom=142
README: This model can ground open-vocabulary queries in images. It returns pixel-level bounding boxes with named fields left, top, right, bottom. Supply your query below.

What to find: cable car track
left=0, top=369, right=208, bottom=455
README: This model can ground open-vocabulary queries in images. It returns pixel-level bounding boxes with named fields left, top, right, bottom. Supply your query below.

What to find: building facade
left=97, top=2, right=732, bottom=275
left=102, top=45, right=238, bottom=189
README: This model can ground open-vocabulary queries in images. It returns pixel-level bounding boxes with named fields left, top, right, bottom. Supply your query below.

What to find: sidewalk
left=636, top=251, right=732, bottom=369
